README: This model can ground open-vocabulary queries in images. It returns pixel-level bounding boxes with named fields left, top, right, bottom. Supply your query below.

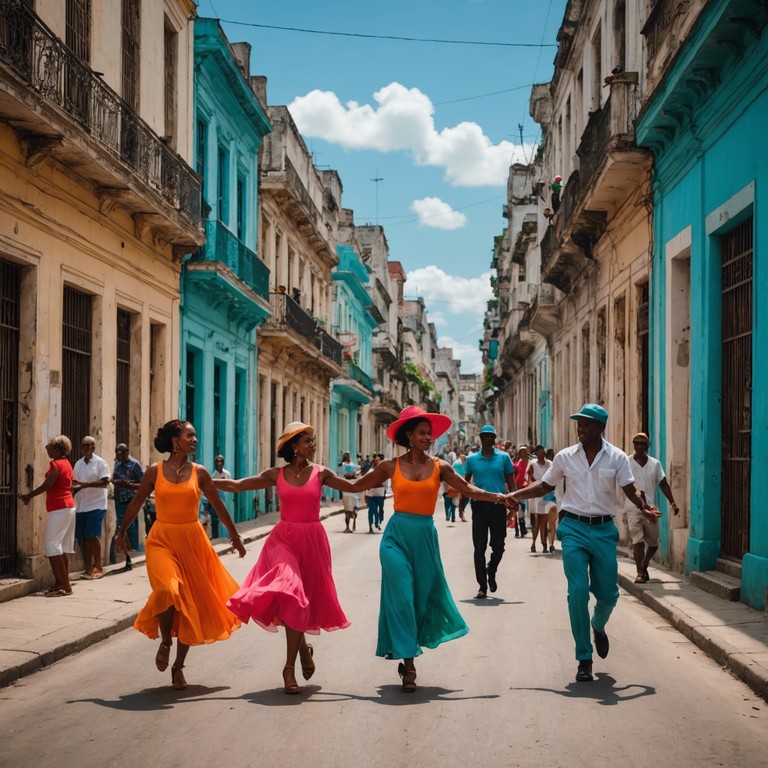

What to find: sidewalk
left=617, top=553, right=768, bottom=700
left=1, top=512, right=767, bottom=700
left=0, top=504, right=347, bottom=688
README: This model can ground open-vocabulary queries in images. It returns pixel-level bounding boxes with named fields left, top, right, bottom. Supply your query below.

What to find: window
left=116, top=309, right=131, bottom=446
left=218, top=146, right=230, bottom=223
left=185, top=348, right=201, bottom=427
left=62, top=286, right=92, bottom=452
left=65, top=0, right=91, bottom=123
left=591, top=24, right=602, bottom=111
left=237, top=175, right=246, bottom=241
left=164, top=19, right=177, bottom=148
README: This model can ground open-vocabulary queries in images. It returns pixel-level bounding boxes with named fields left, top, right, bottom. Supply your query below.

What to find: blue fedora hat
left=569, top=403, right=609, bottom=424
left=479, top=424, right=497, bottom=435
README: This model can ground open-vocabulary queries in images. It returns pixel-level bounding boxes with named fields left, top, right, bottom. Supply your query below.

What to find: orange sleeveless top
left=391, top=456, right=441, bottom=516
left=154, top=461, right=200, bottom=524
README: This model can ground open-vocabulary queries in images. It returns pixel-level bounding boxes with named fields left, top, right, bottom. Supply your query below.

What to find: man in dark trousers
left=507, top=404, right=657, bottom=682
left=463, top=424, right=516, bottom=599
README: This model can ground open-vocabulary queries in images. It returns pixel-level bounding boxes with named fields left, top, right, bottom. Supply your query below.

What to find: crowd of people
left=19, top=400, right=678, bottom=692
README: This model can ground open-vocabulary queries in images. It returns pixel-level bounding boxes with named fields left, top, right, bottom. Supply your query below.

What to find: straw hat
left=385, top=406, right=451, bottom=443
left=276, top=422, right=315, bottom=452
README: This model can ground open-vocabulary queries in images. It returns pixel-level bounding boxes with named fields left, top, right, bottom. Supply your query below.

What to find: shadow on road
left=457, top=598, right=524, bottom=606
left=239, top=685, right=500, bottom=706
left=68, top=685, right=230, bottom=711
left=511, top=673, right=656, bottom=706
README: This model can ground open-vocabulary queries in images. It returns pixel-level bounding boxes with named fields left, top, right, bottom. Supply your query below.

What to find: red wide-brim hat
left=386, top=405, right=452, bottom=443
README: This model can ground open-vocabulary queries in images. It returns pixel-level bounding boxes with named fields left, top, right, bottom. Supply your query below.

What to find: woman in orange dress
left=116, top=420, right=246, bottom=689
left=336, top=406, right=509, bottom=691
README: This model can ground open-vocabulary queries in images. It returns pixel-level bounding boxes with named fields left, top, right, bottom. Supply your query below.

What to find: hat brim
left=386, top=412, right=452, bottom=443
left=569, top=411, right=607, bottom=425
left=276, top=424, right=315, bottom=452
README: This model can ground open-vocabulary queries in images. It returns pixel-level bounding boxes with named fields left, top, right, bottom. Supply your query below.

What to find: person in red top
left=512, top=445, right=530, bottom=538
left=19, top=435, right=76, bottom=596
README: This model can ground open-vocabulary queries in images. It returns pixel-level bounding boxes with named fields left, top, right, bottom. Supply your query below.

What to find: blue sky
left=199, top=0, right=567, bottom=372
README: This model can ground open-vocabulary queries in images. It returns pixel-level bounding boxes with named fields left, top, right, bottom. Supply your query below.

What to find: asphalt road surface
left=2, top=503, right=766, bottom=767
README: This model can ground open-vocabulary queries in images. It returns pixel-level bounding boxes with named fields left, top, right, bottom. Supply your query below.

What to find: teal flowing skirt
left=376, top=512, right=468, bottom=659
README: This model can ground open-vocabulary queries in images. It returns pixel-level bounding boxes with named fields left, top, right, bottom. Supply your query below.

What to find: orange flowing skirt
left=134, top=520, right=241, bottom=645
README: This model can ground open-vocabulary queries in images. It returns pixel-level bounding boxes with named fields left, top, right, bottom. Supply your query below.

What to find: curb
left=1, top=506, right=346, bottom=688
left=618, top=572, right=768, bottom=701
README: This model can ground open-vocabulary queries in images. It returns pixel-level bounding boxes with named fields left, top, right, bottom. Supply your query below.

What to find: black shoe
left=576, top=660, right=593, bottom=682
left=487, top=568, right=497, bottom=593
left=123, top=559, right=133, bottom=572
left=593, top=627, right=609, bottom=659
left=475, top=589, right=487, bottom=599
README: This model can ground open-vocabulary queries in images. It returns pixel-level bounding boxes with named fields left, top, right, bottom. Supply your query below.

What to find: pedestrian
left=206, top=455, right=231, bottom=539
left=338, top=451, right=359, bottom=533
left=463, top=424, right=517, bottom=599
left=626, top=432, right=679, bottom=583
left=115, top=419, right=246, bottom=690
left=18, top=435, right=76, bottom=597
left=336, top=406, right=508, bottom=691
left=213, top=422, right=351, bottom=695
left=361, top=454, right=373, bottom=475
left=453, top=453, right=468, bottom=522
left=72, top=437, right=110, bottom=580
left=512, top=445, right=530, bottom=537
left=527, top=445, right=552, bottom=553
left=507, top=404, right=658, bottom=683
left=365, top=454, right=386, bottom=532
left=112, top=443, right=143, bottom=570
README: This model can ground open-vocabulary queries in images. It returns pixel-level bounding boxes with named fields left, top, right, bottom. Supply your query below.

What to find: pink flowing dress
left=227, top=465, right=350, bottom=634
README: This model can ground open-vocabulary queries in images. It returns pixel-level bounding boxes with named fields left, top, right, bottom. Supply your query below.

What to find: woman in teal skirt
left=340, top=406, right=509, bottom=691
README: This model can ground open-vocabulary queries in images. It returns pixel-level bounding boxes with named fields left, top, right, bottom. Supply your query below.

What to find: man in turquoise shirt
left=464, top=425, right=516, bottom=598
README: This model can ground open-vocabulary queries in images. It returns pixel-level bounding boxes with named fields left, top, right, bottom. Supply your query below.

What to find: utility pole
left=371, top=170, right=384, bottom=225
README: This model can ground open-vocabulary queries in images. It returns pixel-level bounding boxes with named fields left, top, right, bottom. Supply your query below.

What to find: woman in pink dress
left=214, top=422, right=354, bottom=695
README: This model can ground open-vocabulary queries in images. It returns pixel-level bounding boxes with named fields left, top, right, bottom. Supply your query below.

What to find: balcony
left=530, top=283, right=561, bottom=338
left=370, top=393, right=401, bottom=423
left=333, top=362, right=374, bottom=404
left=185, top=221, right=271, bottom=330
left=541, top=76, right=651, bottom=294
left=373, top=330, right=398, bottom=364
left=0, top=0, right=203, bottom=250
left=641, top=0, right=709, bottom=93
left=259, top=292, right=342, bottom=377
left=259, top=115, right=338, bottom=267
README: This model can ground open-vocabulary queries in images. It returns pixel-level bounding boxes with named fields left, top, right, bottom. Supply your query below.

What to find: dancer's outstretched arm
left=213, top=467, right=279, bottom=493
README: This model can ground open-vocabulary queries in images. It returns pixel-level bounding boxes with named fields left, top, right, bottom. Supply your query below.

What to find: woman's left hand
left=230, top=534, right=246, bottom=558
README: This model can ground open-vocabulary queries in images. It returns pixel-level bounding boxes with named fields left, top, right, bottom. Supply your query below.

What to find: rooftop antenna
left=371, top=170, right=384, bottom=224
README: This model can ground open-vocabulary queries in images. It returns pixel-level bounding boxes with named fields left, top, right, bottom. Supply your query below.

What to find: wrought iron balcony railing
left=267, top=292, right=342, bottom=366
left=344, top=362, right=374, bottom=392
left=191, top=221, right=269, bottom=299
left=0, top=0, right=202, bottom=227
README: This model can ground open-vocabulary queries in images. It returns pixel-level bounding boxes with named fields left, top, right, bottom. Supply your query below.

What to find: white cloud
left=289, top=82, right=534, bottom=187
left=439, top=337, right=484, bottom=374
left=410, top=197, right=468, bottom=229
left=405, top=266, right=492, bottom=325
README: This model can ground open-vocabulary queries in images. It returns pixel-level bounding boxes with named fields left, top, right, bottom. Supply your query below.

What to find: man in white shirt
left=207, top=455, right=232, bottom=539
left=625, top=432, right=679, bottom=584
left=507, top=404, right=657, bottom=683
left=73, top=436, right=111, bottom=579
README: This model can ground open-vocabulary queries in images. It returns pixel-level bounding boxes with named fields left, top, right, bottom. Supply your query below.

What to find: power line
left=434, top=83, right=534, bottom=106
left=216, top=19, right=558, bottom=48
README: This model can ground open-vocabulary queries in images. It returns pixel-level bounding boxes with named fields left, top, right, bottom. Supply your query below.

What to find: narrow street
left=2, top=505, right=766, bottom=768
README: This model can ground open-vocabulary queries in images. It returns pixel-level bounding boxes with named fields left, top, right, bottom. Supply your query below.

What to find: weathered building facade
left=181, top=21, right=271, bottom=521
left=256, top=98, right=342, bottom=507
left=0, top=0, right=202, bottom=585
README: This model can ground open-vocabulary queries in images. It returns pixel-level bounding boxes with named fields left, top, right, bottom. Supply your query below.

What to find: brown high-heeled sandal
left=398, top=662, right=417, bottom=692
left=155, top=640, right=172, bottom=672
left=171, top=665, right=187, bottom=690
left=282, top=665, right=300, bottom=695
left=301, top=644, right=315, bottom=681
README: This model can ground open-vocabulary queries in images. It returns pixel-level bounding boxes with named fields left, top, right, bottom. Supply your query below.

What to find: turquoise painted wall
left=637, top=4, right=768, bottom=608
left=182, top=19, right=272, bottom=522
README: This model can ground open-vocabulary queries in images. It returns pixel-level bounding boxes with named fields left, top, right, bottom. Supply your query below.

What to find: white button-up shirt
left=623, top=455, right=664, bottom=511
left=542, top=439, right=634, bottom=518
left=73, top=454, right=111, bottom=512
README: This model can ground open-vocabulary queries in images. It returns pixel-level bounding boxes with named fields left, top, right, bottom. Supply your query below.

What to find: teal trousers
left=557, top=515, right=620, bottom=660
